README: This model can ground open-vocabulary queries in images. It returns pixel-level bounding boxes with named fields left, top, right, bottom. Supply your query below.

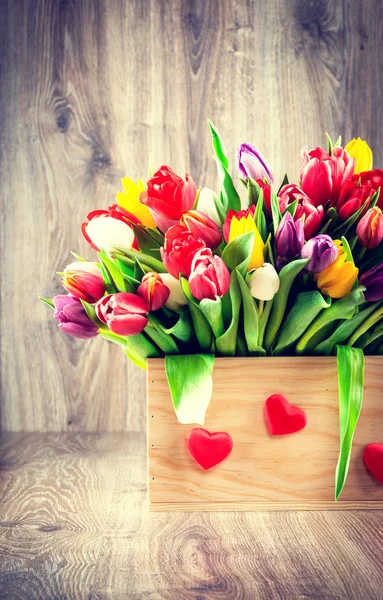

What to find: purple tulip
left=53, top=295, right=99, bottom=339
left=237, top=143, right=273, bottom=183
left=301, top=234, right=338, bottom=273
left=359, top=264, right=383, bottom=302
left=275, top=212, right=305, bottom=262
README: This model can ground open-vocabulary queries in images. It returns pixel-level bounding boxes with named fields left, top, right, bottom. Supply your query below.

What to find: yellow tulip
left=229, top=213, right=264, bottom=270
left=116, top=177, right=156, bottom=229
left=344, top=137, right=373, bottom=174
left=316, top=240, right=358, bottom=298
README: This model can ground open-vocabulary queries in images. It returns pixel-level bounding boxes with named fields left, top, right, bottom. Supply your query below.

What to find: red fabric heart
left=363, top=443, right=383, bottom=484
left=186, top=428, right=233, bottom=470
left=265, top=394, right=307, bottom=435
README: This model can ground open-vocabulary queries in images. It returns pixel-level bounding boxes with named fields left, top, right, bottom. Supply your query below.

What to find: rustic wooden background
left=1, top=0, right=383, bottom=432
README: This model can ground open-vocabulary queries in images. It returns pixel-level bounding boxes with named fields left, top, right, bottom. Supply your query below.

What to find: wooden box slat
left=147, top=357, right=383, bottom=511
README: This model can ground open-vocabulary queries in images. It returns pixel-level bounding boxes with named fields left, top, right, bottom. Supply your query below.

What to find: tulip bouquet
left=41, top=122, right=383, bottom=499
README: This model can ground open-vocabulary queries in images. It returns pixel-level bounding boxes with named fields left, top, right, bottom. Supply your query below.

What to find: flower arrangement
left=41, top=122, right=383, bottom=499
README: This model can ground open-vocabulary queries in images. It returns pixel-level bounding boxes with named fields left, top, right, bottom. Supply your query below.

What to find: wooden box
left=147, top=357, right=383, bottom=511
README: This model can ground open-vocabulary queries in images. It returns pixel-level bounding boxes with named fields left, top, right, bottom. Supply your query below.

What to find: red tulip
left=222, top=205, right=255, bottom=243
left=351, top=169, right=383, bottom=209
left=137, top=272, right=170, bottom=311
left=62, top=261, right=105, bottom=303
left=180, top=210, right=222, bottom=249
left=140, top=166, right=197, bottom=232
left=356, top=207, right=383, bottom=249
left=189, top=248, right=230, bottom=301
left=300, top=146, right=355, bottom=206
left=336, top=179, right=372, bottom=221
left=82, top=204, right=140, bottom=252
left=256, top=179, right=274, bottom=214
left=96, top=293, right=149, bottom=336
left=161, top=225, right=206, bottom=278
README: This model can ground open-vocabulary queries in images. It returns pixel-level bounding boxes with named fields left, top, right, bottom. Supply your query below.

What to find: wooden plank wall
left=1, top=0, right=382, bottom=432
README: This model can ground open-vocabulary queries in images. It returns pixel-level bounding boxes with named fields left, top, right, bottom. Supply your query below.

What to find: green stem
left=258, top=300, right=264, bottom=318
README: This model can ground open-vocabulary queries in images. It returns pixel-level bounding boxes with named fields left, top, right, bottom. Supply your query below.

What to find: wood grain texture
left=0, top=432, right=382, bottom=599
left=148, top=357, right=383, bottom=509
left=1, top=0, right=383, bottom=432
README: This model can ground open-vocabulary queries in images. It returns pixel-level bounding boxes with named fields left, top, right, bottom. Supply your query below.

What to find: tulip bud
left=159, top=273, right=188, bottom=311
left=196, top=188, right=221, bottom=226
left=237, top=143, right=273, bottom=183
left=62, top=261, right=105, bottom=303
left=356, top=207, right=383, bottom=249
left=275, top=213, right=304, bottom=261
left=53, top=295, right=99, bottom=339
left=248, top=263, right=280, bottom=301
left=96, top=293, right=149, bottom=336
left=180, top=210, right=222, bottom=250
left=344, top=137, right=373, bottom=174
left=189, top=248, right=230, bottom=301
left=301, top=235, right=338, bottom=273
left=137, top=272, right=170, bottom=311
left=359, top=263, right=383, bottom=302
left=295, top=202, right=324, bottom=239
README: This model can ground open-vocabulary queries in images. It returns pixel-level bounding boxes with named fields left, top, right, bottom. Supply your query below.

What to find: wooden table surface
left=1, top=432, right=382, bottom=599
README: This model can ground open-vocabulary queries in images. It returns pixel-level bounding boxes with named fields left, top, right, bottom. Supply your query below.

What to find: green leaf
left=208, top=120, right=241, bottom=213
left=254, top=189, right=267, bottom=241
left=270, top=188, right=281, bottom=235
left=236, top=270, right=265, bottom=355
left=248, top=177, right=262, bottom=206
left=208, top=119, right=229, bottom=170
left=159, top=309, right=193, bottom=343
left=335, top=346, right=364, bottom=500
left=39, top=297, right=54, bottom=309
left=277, top=173, right=289, bottom=195
left=165, top=354, right=215, bottom=424
left=181, top=278, right=213, bottom=351
left=215, top=270, right=241, bottom=356
left=213, top=195, right=227, bottom=225
left=314, top=303, right=380, bottom=355
left=341, top=236, right=354, bottom=262
left=113, top=249, right=167, bottom=273
left=98, top=329, right=127, bottom=348
left=258, top=298, right=274, bottom=347
left=144, top=325, right=179, bottom=354
left=348, top=305, right=383, bottom=347
left=264, top=258, right=309, bottom=350
left=199, top=297, right=225, bottom=338
left=70, top=252, right=89, bottom=262
left=296, top=287, right=366, bottom=354
left=284, top=199, right=299, bottom=218
left=273, top=291, right=331, bottom=355
left=80, top=299, right=108, bottom=329
left=126, top=333, right=161, bottom=370
left=221, top=232, right=255, bottom=277
left=98, top=251, right=130, bottom=292
left=127, top=222, right=163, bottom=258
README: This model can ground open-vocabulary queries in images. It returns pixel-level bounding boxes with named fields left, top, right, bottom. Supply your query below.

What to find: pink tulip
left=96, top=293, right=149, bottom=336
left=189, top=248, right=230, bottom=301
left=279, top=184, right=324, bottom=238
left=180, top=210, right=222, bottom=249
left=300, top=147, right=355, bottom=207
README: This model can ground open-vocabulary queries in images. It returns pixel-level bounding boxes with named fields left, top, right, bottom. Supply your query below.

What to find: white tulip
left=249, top=263, right=280, bottom=301
left=85, top=216, right=135, bottom=253
left=160, top=273, right=188, bottom=311
left=196, top=187, right=221, bottom=226
left=64, top=261, right=100, bottom=275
